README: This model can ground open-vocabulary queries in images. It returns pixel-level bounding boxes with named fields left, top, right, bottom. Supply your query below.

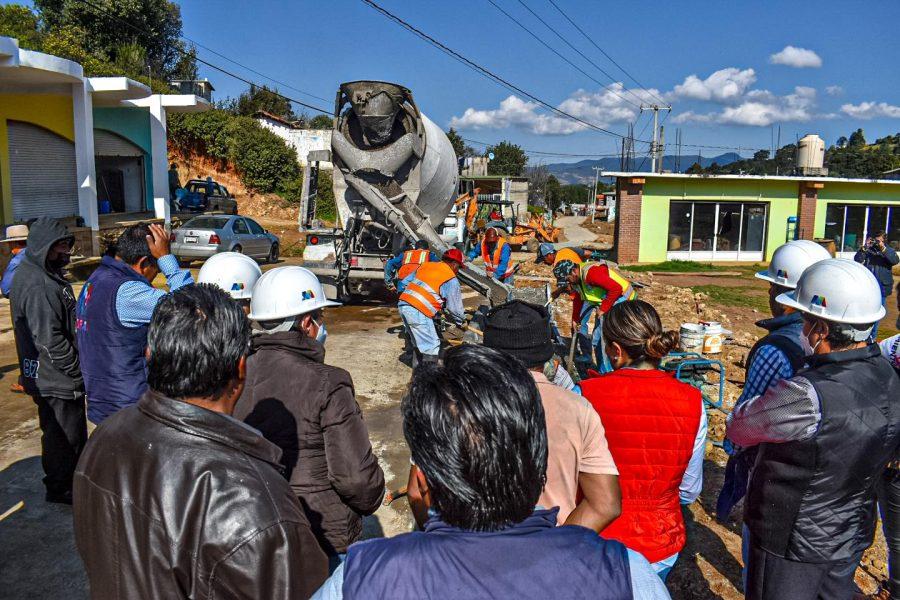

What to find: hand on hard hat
left=249, top=266, right=340, bottom=321
left=776, top=258, right=886, bottom=324
left=197, top=252, right=263, bottom=300
left=756, top=240, right=831, bottom=289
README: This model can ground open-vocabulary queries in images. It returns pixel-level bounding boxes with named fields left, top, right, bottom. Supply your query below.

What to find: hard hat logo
left=811, top=295, right=827, bottom=308
left=231, top=282, right=245, bottom=291
left=302, top=290, right=316, bottom=301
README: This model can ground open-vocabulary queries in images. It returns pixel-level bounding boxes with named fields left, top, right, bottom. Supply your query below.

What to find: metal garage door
left=7, top=120, right=79, bottom=221
left=94, top=129, right=143, bottom=157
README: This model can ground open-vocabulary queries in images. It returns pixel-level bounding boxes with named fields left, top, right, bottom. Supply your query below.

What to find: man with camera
left=854, top=230, right=898, bottom=340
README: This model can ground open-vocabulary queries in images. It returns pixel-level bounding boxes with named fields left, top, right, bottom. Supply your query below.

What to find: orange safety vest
left=553, top=247, right=584, bottom=266
left=398, top=261, right=457, bottom=318
left=481, top=238, right=509, bottom=280
left=397, top=249, right=431, bottom=280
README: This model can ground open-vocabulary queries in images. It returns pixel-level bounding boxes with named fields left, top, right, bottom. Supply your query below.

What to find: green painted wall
left=813, top=181, right=900, bottom=238
left=92, top=107, right=153, bottom=210
left=638, top=178, right=798, bottom=263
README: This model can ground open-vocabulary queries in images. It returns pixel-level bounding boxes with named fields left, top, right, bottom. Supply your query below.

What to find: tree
left=0, top=4, right=43, bottom=50
left=526, top=163, right=550, bottom=206
left=446, top=127, right=474, bottom=160
left=544, top=175, right=561, bottom=212
left=848, top=128, right=866, bottom=148
left=685, top=162, right=704, bottom=174
left=835, top=136, right=848, bottom=148
left=234, top=85, right=295, bottom=121
left=170, top=43, right=198, bottom=80
left=486, top=140, right=527, bottom=176
left=307, top=114, right=333, bottom=130
left=33, top=0, right=189, bottom=78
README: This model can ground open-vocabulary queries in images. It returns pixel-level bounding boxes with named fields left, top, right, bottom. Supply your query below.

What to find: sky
left=16, top=0, right=900, bottom=163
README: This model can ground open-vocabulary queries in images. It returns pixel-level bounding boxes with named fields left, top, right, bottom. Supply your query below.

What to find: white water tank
left=797, top=134, right=826, bottom=170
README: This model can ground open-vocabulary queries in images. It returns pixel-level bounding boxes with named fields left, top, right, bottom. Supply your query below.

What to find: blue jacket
left=467, top=241, right=512, bottom=281
left=1, top=250, right=25, bottom=297
left=855, top=244, right=899, bottom=297
left=76, top=257, right=153, bottom=424
left=324, top=508, right=641, bottom=600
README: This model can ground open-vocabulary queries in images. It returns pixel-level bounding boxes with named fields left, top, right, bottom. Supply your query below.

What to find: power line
left=514, top=0, right=648, bottom=108
left=545, top=0, right=668, bottom=106
left=462, top=136, right=621, bottom=157
left=72, top=0, right=332, bottom=115
left=485, top=0, right=641, bottom=110
left=359, top=0, right=647, bottom=142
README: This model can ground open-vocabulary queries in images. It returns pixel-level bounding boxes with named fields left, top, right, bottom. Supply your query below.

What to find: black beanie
left=483, top=300, right=554, bottom=368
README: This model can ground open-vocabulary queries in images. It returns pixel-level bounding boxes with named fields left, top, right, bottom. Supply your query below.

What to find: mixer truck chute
left=302, top=81, right=510, bottom=304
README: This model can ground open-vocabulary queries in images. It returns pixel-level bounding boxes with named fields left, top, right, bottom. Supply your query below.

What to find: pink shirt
left=532, top=372, right=618, bottom=524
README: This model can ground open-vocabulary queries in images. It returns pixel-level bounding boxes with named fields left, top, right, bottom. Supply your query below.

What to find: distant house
left=169, top=78, right=214, bottom=102
left=1, top=35, right=210, bottom=255
left=255, top=111, right=333, bottom=169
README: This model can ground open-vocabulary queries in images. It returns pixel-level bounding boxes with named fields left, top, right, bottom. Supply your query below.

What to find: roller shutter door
left=94, top=129, right=143, bottom=157
left=8, top=120, right=79, bottom=221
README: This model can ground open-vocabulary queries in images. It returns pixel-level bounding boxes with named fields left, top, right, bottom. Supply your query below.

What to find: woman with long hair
left=580, top=300, right=707, bottom=580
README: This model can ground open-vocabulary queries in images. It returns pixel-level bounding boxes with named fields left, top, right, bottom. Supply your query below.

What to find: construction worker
left=196, top=251, right=262, bottom=314
left=467, top=227, right=513, bottom=283
left=383, top=240, right=438, bottom=293
left=2, top=223, right=29, bottom=393
left=397, top=248, right=466, bottom=366
left=536, top=242, right=591, bottom=268
left=727, top=259, right=900, bottom=600
left=717, top=240, right=831, bottom=523
left=553, top=258, right=636, bottom=374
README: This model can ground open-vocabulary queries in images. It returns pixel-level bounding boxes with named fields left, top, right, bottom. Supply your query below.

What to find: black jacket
left=233, top=331, right=385, bottom=555
left=855, top=244, right=899, bottom=297
left=10, top=217, right=82, bottom=398
left=74, top=391, right=328, bottom=599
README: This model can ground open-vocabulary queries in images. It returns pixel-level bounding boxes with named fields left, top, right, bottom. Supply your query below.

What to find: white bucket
left=701, top=321, right=724, bottom=354
left=680, top=323, right=705, bottom=353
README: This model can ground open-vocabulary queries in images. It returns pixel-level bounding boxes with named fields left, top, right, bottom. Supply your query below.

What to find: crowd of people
left=2, top=216, right=900, bottom=599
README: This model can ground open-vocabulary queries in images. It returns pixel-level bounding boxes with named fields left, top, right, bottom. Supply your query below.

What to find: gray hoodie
left=10, top=217, right=83, bottom=398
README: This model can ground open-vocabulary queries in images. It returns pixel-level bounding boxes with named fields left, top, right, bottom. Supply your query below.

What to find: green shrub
left=224, top=116, right=299, bottom=193
left=277, top=174, right=305, bottom=204
left=315, top=170, right=336, bottom=222
left=167, top=110, right=233, bottom=163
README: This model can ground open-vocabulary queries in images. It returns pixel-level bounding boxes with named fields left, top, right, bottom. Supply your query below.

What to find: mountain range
left=544, top=152, right=743, bottom=185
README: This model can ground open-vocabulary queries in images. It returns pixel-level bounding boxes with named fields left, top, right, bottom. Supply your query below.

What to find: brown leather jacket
left=233, top=331, right=385, bottom=555
left=73, top=391, right=328, bottom=599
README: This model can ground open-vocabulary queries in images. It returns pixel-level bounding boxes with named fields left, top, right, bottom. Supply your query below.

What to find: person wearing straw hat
left=2, top=223, right=29, bottom=393
left=1, top=223, right=29, bottom=298
left=234, top=266, right=384, bottom=570
left=727, top=259, right=900, bottom=600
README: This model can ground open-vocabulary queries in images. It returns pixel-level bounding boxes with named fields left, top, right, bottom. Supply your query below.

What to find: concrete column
left=147, top=95, right=170, bottom=223
left=797, top=182, right=822, bottom=240
left=613, top=177, right=644, bottom=264
left=72, top=81, right=99, bottom=254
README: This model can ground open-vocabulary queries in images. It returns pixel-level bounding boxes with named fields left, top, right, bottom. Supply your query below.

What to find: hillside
left=546, top=152, right=743, bottom=184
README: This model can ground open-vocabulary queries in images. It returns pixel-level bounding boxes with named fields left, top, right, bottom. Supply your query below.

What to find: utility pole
left=658, top=126, right=665, bottom=173
left=591, top=166, right=601, bottom=223
left=641, top=104, right=672, bottom=173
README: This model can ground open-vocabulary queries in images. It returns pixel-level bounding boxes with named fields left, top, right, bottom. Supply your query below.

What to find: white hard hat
left=776, top=258, right=886, bottom=324
left=756, top=240, right=831, bottom=289
left=249, top=266, right=340, bottom=321
left=197, top=252, right=262, bottom=300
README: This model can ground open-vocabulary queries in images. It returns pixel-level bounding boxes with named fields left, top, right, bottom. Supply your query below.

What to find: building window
left=667, top=201, right=767, bottom=261
left=824, top=204, right=898, bottom=256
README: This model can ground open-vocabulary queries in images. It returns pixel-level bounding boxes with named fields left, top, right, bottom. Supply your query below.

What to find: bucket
left=701, top=321, right=724, bottom=354
left=680, top=323, right=705, bottom=353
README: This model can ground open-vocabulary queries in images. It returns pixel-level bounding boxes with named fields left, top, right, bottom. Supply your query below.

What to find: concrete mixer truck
left=301, top=81, right=510, bottom=304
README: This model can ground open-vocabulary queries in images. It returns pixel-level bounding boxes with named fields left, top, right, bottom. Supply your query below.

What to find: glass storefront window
left=742, top=204, right=767, bottom=252
left=843, top=205, right=867, bottom=252
left=824, top=205, right=845, bottom=249
left=716, top=205, right=741, bottom=252
left=668, top=202, right=692, bottom=251
left=868, top=205, right=890, bottom=239
left=692, top=204, right=716, bottom=251
left=889, top=207, right=899, bottom=251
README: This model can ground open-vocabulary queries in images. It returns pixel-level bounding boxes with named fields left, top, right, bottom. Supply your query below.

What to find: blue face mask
left=314, top=319, right=327, bottom=345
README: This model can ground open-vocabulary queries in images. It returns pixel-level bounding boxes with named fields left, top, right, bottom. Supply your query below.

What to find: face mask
left=804, top=321, right=824, bottom=354
left=314, top=320, right=327, bottom=345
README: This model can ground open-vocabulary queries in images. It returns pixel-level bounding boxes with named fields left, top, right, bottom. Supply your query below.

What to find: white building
left=255, top=111, right=333, bottom=170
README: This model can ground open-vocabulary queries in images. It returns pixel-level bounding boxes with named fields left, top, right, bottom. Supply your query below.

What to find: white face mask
left=314, top=319, right=327, bottom=345
left=804, top=320, right=824, bottom=354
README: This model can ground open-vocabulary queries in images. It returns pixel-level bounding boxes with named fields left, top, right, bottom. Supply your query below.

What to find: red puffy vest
left=581, top=369, right=702, bottom=563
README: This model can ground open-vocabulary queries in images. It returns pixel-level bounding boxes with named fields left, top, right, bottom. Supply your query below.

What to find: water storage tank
left=797, top=134, right=826, bottom=170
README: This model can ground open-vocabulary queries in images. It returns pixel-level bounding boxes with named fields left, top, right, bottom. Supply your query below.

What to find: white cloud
left=769, top=46, right=822, bottom=68
left=840, top=101, right=900, bottom=119
left=673, top=86, right=818, bottom=127
left=448, top=84, right=659, bottom=135
left=670, top=67, right=756, bottom=103
left=825, top=85, right=844, bottom=96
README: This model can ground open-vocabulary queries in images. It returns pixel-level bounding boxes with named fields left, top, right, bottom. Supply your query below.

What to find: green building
left=609, top=172, right=900, bottom=264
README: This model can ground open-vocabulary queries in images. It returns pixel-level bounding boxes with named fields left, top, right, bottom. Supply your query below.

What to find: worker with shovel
left=383, top=240, right=438, bottom=294
left=397, top=248, right=466, bottom=367
left=468, top=227, right=514, bottom=283
left=553, top=258, right=636, bottom=374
